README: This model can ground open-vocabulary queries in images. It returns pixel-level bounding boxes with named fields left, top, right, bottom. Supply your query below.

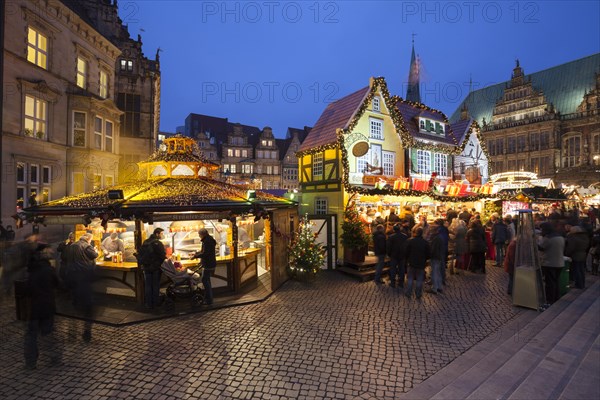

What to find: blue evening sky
left=121, top=1, right=600, bottom=137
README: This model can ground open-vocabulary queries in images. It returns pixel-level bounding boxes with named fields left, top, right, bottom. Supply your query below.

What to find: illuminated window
left=433, top=153, right=447, bottom=177
left=230, top=164, right=237, bottom=173
left=313, top=153, right=323, bottom=177
left=369, top=117, right=383, bottom=140
left=315, top=198, right=328, bottom=215
left=383, top=151, right=395, bottom=176
left=120, top=59, right=133, bottom=72
left=99, top=70, right=108, bottom=98
left=77, top=57, right=87, bottom=89
left=105, top=176, right=114, bottom=187
left=242, top=149, right=248, bottom=157
left=372, top=97, right=380, bottom=112
left=73, top=111, right=86, bottom=147
left=261, top=140, right=267, bottom=146
left=268, top=140, right=273, bottom=146
left=73, top=172, right=84, bottom=194
left=235, top=149, right=241, bottom=157
left=27, top=27, right=47, bottom=69
left=274, top=165, right=279, bottom=175
left=266, top=165, right=273, bottom=175
left=357, top=149, right=370, bottom=174
left=416, top=150, right=431, bottom=175
left=227, top=149, right=233, bottom=157
left=93, top=173, right=102, bottom=190
left=24, top=95, right=47, bottom=139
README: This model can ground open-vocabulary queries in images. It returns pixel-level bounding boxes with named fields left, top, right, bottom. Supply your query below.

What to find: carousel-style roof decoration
left=142, top=135, right=220, bottom=179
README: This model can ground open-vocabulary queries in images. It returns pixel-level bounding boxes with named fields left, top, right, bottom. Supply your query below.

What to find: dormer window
left=418, top=117, right=445, bottom=136
left=419, top=120, right=425, bottom=130
left=373, top=97, right=380, bottom=112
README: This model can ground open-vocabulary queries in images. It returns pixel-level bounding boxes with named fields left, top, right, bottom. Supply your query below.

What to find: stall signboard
left=503, top=201, right=530, bottom=216
left=152, top=212, right=231, bottom=222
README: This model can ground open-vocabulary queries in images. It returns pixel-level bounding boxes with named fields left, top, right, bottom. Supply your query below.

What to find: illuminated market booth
left=24, top=136, right=297, bottom=302
left=296, top=77, right=495, bottom=265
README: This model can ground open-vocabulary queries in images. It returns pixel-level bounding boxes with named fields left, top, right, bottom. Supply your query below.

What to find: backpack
left=136, top=239, right=156, bottom=267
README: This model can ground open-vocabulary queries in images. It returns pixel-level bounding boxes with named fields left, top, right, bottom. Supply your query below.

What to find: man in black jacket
left=140, top=228, right=167, bottom=309
left=404, top=227, right=431, bottom=299
left=491, top=214, right=509, bottom=268
left=387, top=223, right=409, bottom=288
left=196, top=228, right=217, bottom=305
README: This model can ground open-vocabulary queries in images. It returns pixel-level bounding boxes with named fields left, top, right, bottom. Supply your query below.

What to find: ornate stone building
left=0, top=0, right=160, bottom=234
left=62, top=0, right=161, bottom=182
left=451, top=54, right=600, bottom=186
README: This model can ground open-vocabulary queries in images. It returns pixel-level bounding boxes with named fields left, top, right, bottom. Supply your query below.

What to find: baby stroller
left=160, top=259, right=204, bottom=306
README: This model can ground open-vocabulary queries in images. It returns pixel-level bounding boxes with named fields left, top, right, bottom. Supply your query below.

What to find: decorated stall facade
left=297, top=77, right=493, bottom=260
left=24, top=136, right=297, bottom=301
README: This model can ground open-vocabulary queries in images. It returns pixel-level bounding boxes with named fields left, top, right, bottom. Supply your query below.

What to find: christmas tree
left=287, top=215, right=326, bottom=279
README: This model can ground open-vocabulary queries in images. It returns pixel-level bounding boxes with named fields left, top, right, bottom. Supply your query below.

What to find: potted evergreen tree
left=287, top=215, right=326, bottom=281
left=341, top=201, right=369, bottom=264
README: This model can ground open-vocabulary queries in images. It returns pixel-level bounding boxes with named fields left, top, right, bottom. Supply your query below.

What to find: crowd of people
left=0, top=225, right=219, bottom=370
left=360, top=204, right=600, bottom=304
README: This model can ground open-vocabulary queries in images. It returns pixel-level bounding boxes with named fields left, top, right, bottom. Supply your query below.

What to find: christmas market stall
left=23, top=136, right=297, bottom=302
left=296, top=77, right=495, bottom=265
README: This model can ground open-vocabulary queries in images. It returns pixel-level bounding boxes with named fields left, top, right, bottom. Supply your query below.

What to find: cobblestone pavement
left=0, top=264, right=520, bottom=399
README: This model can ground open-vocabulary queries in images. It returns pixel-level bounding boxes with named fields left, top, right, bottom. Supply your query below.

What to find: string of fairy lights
left=296, top=76, right=495, bottom=202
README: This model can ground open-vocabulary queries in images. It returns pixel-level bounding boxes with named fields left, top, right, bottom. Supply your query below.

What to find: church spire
left=406, top=35, right=421, bottom=103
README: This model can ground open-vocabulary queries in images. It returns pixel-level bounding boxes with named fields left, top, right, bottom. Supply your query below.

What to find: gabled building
left=450, top=54, right=600, bottom=186
left=183, top=113, right=310, bottom=189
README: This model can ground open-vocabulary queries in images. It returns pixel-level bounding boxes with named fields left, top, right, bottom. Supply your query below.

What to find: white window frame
left=235, top=149, right=241, bottom=157
left=230, top=164, right=237, bottom=173
left=433, top=153, right=448, bottom=177
left=77, top=57, right=87, bottom=89
left=357, top=148, right=370, bottom=175
left=417, top=150, right=431, bottom=175
left=313, top=152, right=323, bottom=177
left=383, top=151, right=395, bottom=176
left=266, top=165, right=273, bottom=175
left=372, top=96, right=380, bottom=112
left=27, top=26, right=48, bottom=69
left=242, top=149, right=248, bottom=157
left=369, top=117, right=384, bottom=140
left=94, top=116, right=103, bottom=150
left=24, top=94, right=47, bottom=139
left=73, top=111, right=86, bottom=147
left=315, top=198, right=328, bottom=215
left=564, top=135, right=581, bottom=168
left=17, top=162, right=26, bottom=184
left=227, top=148, right=233, bottom=157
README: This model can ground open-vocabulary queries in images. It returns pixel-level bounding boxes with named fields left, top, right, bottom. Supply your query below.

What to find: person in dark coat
left=388, top=208, right=401, bottom=224
left=491, top=214, right=509, bottom=267
left=428, top=225, right=444, bottom=294
left=24, top=244, right=61, bottom=369
left=56, top=232, right=75, bottom=287
left=434, top=219, right=449, bottom=284
left=467, top=220, right=487, bottom=273
left=387, top=223, right=409, bottom=288
left=565, top=225, right=590, bottom=289
left=446, top=208, right=458, bottom=225
left=195, top=228, right=217, bottom=305
left=65, top=233, right=98, bottom=341
left=404, top=227, right=431, bottom=299
left=140, top=228, right=167, bottom=309
left=372, top=224, right=387, bottom=284
left=459, top=206, right=472, bottom=225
